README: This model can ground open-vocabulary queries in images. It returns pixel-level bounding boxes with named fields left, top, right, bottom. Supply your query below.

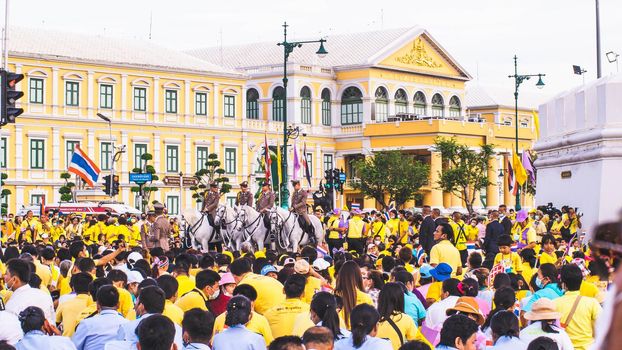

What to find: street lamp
left=277, top=22, right=327, bottom=208
left=97, top=113, right=114, bottom=199
left=607, top=51, right=620, bottom=72
left=507, top=55, right=545, bottom=211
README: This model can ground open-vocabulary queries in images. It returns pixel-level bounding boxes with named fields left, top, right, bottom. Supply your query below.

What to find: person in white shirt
left=425, top=278, right=461, bottom=329
left=136, top=314, right=177, bottom=350
left=3, top=258, right=55, bottom=325
left=14, top=306, right=76, bottom=350
left=488, top=311, right=526, bottom=350
left=334, top=304, right=392, bottom=350
left=519, top=298, right=573, bottom=350
left=0, top=310, right=23, bottom=345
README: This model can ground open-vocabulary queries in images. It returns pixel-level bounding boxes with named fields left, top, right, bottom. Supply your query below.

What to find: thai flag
left=68, top=145, right=101, bottom=187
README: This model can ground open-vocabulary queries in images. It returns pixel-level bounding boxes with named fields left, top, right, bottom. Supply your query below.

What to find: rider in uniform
left=290, top=180, right=312, bottom=235
left=235, top=181, right=254, bottom=207
left=202, top=182, right=221, bottom=235
left=256, top=182, right=276, bottom=228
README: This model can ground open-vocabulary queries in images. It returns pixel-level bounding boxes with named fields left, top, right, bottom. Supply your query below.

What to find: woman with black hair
left=212, top=295, right=266, bottom=350
left=523, top=263, right=563, bottom=312
left=334, top=304, right=392, bottom=350
left=488, top=311, right=526, bottom=349
left=14, top=306, right=76, bottom=350
left=376, top=283, right=419, bottom=349
left=482, top=287, right=516, bottom=334
left=334, top=261, right=373, bottom=329
left=306, top=291, right=350, bottom=340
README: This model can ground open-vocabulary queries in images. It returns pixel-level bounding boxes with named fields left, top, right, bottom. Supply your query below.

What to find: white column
left=121, top=131, right=129, bottom=204
left=184, top=80, right=191, bottom=125
left=363, top=97, right=373, bottom=125
left=153, top=133, right=161, bottom=173
left=213, top=83, right=220, bottom=126
left=87, top=71, right=94, bottom=118
left=87, top=130, right=95, bottom=160
left=315, top=143, right=322, bottom=185
left=213, top=136, right=221, bottom=159
left=52, top=68, right=59, bottom=115
left=15, top=126, right=23, bottom=179
left=52, top=128, right=60, bottom=172
left=184, top=135, right=192, bottom=209
left=241, top=132, right=248, bottom=177
left=53, top=185, right=60, bottom=203
left=15, top=186, right=25, bottom=209
left=241, top=86, right=247, bottom=120
left=121, top=74, right=128, bottom=121
left=153, top=77, right=160, bottom=123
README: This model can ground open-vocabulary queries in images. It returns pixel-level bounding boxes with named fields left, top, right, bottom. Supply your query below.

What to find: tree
left=190, top=153, right=231, bottom=205
left=434, top=137, right=494, bottom=214
left=1, top=173, right=10, bottom=216
left=58, top=172, right=76, bottom=203
left=130, top=153, right=159, bottom=212
left=351, top=150, right=429, bottom=210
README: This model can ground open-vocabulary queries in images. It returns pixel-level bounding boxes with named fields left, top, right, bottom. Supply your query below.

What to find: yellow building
left=0, top=26, right=537, bottom=215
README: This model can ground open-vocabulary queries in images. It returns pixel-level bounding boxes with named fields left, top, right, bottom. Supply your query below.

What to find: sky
left=8, top=0, right=622, bottom=102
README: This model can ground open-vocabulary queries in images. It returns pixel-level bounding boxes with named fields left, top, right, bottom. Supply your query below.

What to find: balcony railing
left=375, top=113, right=485, bottom=123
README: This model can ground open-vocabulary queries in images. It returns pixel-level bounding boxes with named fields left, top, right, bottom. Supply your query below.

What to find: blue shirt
left=404, top=291, right=426, bottom=322
left=488, top=335, right=527, bottom=350
left=16, top=330, right=77, bottom=350
left=184, top=344, right=211, bottom=350
left=116, top=313, right=184, bottom=349
left=212, top=325, right=265, bottom=350
left=334, top=335, right=393, bottom=350
left=72, top=309, right=129, bottom=350
left=523, top=283, right=564, bottom=312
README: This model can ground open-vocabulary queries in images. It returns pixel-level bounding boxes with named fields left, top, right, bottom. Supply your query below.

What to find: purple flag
left=293, top=140, right=300, bottom=180
left=522, top=151, right=536, bottom=185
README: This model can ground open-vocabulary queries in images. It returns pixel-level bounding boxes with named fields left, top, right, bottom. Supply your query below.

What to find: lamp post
left=277, top=22, right=327, bottom=208
left=97, top=113, right=114, bottom=199
left=508, top=55, right=545, bottom=211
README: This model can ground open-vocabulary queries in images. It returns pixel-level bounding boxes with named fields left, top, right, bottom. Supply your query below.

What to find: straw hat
left=524, top=298, right=561, bottom=321
left=446, top=297, right=485, bottom=325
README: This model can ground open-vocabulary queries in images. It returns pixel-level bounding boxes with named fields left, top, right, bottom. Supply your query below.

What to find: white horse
left=217, top=205, right=245, bottom=251
left=269, top=207, right=324, bottom=252
left=236, top=205, right=271, bottom=251
left=182, top=206, right=225, bottom=252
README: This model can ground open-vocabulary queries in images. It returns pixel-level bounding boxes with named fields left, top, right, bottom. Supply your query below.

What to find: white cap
left=127, top=270, right=144, bottom=284
left=312, top=258, right=330, bottom=271
left=127, top=252, right=143, bottom=264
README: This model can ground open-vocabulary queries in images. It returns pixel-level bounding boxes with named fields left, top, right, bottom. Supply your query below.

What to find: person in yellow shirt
left=494, top=235, right=522, bottom=274
left=376, top=283, right=419, bottom=349
left=513, top=209, right=537, bottom=250
left=466, top=217, right=480, bottom=242
left=555, top=264, right=601, bottom=350
left=369, top=213, right=388, bottom=243
left=519, top=248, right=536, bottom=285
left=156, top=274, right=184, bottom=325
left=173, top=254, right=197, bottom=297
left=64, top=216, right=83, bottom=240
left=19, top=210, right=38, bottom=243
left=263, top=274, right=310, bottom=338
left=213, top=284, right=274, bottom=344
left=346, top=209, right=368, bottom=255
left=50, top=219, right=66, bottom=241
left=40, top=247, right=60, bottom=290
left=549, top=213, right=564, bottom=238
left=334, top=260, right=373, bottom=329
left=107, top=269, right=135, bottom=317
left=231, top=258, right=285, bottom=315
left=171, top=218, right=180, bottom=239
left=326, top=209, right=347, bottom=252
left=115, top=217, right=133, bottom=244
left=175, top=269, right=221, bottom=312
left=539, top=234, right=559, bottom=266
left=294, top=259, right=323, bottom=304
left=56, top=272, right=94, bottom=336
left=394, top=211, right=410, bottom=245
left=429, top=223, right=462, bottom=277
left=450, top=212, right=468, bottom=267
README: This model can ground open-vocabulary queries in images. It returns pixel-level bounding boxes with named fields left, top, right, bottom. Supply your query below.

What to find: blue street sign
left=129, top=173, right=152, bottom=184
left=338, top=172, right=346, bottom=182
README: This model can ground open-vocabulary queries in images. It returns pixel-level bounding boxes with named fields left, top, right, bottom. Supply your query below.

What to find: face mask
left=556, top=217, right=561, bottom=222
left=209, top=287, right=220, bottom=300
left=414, top=238, right=420, bottom=245
left=374, top=240, right=381, bottom=245
left=535, top=277, right=544, bottom=289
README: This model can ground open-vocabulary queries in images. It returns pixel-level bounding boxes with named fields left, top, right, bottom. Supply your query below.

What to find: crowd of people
left=0, top=200, right=618, bottom=350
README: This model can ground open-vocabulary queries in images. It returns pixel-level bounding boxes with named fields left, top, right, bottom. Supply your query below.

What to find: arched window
left=413, top=91, right=426, bottom=116
left=431, top=93, right=444, bottom=118
left=341, top=87, right=363, bottom=125
left=272, top=86, right=285, bottom=121
left=300, top=86, right=312, bottom=124
left=321, top=88, right=331, bottom=126
left=449, top=96, right=461, bottom=118
left=394, top=89, right=408, bottom=114
left=374, top=87, right=388, bottom=122
left=246, top=88, right=259, bottom=119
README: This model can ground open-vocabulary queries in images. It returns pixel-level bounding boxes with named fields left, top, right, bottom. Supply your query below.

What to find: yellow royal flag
left=532, top=111, right=540, bottom=137
left=513, top=152, right=528, bottom=186
left=276, top=140, right=282, bottom=184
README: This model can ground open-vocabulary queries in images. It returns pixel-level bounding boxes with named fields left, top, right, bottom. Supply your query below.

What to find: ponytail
left=311, top=292, right=342, bottom=339
left=349, top=304, right=379, bottom=348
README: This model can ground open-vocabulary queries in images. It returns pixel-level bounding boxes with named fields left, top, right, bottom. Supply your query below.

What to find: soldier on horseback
left=256, top=182, right=275, bottom=229
left=202, top=182, right=221, bottom=236
left=235, top=181, right=253, bottom=206
left=290, top=179, right=314, bottom=238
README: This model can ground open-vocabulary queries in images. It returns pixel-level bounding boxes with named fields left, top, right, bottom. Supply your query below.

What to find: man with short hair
left=56, top=272, right=94, bottom=337
left=150, top=203, right=171, bottom=251
left=3, top=258, right=55, bottom=324
left=483, top=210, right=504, bottom=269
left=555, top=264, right=602, bottom=350
left=181, top=308, right=215, bottom=350
left=202, top=183, right=221, bottom=234
left=157, top=274, right=184, bottom=325
left=303, top=327, right=334, bottom=350
left=264, top=274, right=310, bottom=338
left=230, top=258, right=285, bottom=314
left=419, top=205, right=436, bottom=255
left=136, top=314, right=177, bottom=350
left=72, top=285, right=128, bottom=350
left=256, top=182, right=276, bottom=228
left=437, top=314, right=479, bottom=349
left=236, top=181, right=253, bottom=207
left=450, top=212, right=468, bottom=267
left=429, top=223, right=462, bottom=276
left=499, top=204, right=513, bottom=236
left=175, top=269, right=221, bottom=312
left=269, top=336, right=305, bottom=350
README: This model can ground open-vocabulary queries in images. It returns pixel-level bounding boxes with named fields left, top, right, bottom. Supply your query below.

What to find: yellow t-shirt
left=238, top=273, right=286, bottom=315
left=426, top=282, right=442, bottom=303
left=429, top=240, right=462, bottom=276
left=56, top=294, right=94, bottom=337
left=327, top=218, right=343, bottom=240
left=213, top=311, right=274, bottom=345
left=347, top=217, right=365, bottom=239
left=339, top=290, right=373, bottom=329
left=466, top=225, right=479, bottom=241
left=494, top=252, right=522, bottom=274
left=302, top=276, right=322, bottom=304
left=512, top=223, right=537, bottom=246
left=370, top=221, right=388, bottom=241
left=579, top=280, right=599, bottom=298
left=539, top=251, right=558, bottom=266
left=163, top=299, right=185, bottom=325
left=377, top=313, right=418, bottom=350
left=554, top=291, right=601, bottom=350
left=59, top=275, right=72, bottom=296
left=116, top=286, right=134, bottom=317
left=176, top=275, right=196, bottom=298
left=175, top=288, right=208, bottom=312
left=521, top=262, right=534, bottom=285
left=75, top=303, right=98, bottom=325
left=263, top=298, right=310, bottom=338
left=450, top=220, right=468, bottom=250
left=34, top=261, right=52, bottom=288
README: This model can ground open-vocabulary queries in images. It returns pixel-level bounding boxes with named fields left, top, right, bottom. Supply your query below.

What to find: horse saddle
left=296, top=214, right=316, bottom=244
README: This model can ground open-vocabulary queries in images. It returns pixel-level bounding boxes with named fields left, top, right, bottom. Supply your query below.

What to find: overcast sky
left=8, top=0, right=622, bottom=102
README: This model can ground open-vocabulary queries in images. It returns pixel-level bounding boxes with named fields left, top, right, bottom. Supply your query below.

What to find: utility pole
left=596, top=0, right=602, bottom=78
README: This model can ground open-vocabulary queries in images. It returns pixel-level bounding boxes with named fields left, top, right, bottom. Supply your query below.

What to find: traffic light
left=1, top=70, right=24, bottom=126
left=323, top=170, right=333, bottom=189
left=112, top=175, right=120, bottom=196
left=103, top=175, right=112, bottom=195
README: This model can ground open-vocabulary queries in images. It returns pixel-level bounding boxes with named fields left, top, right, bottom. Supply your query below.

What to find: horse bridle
left=239, top=207, right=263, bottom=242
left=270, top=209, right=297, bottom=249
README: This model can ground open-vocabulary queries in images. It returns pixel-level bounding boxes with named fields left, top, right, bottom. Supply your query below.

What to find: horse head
left=214, top=205, right=226, bottom=225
